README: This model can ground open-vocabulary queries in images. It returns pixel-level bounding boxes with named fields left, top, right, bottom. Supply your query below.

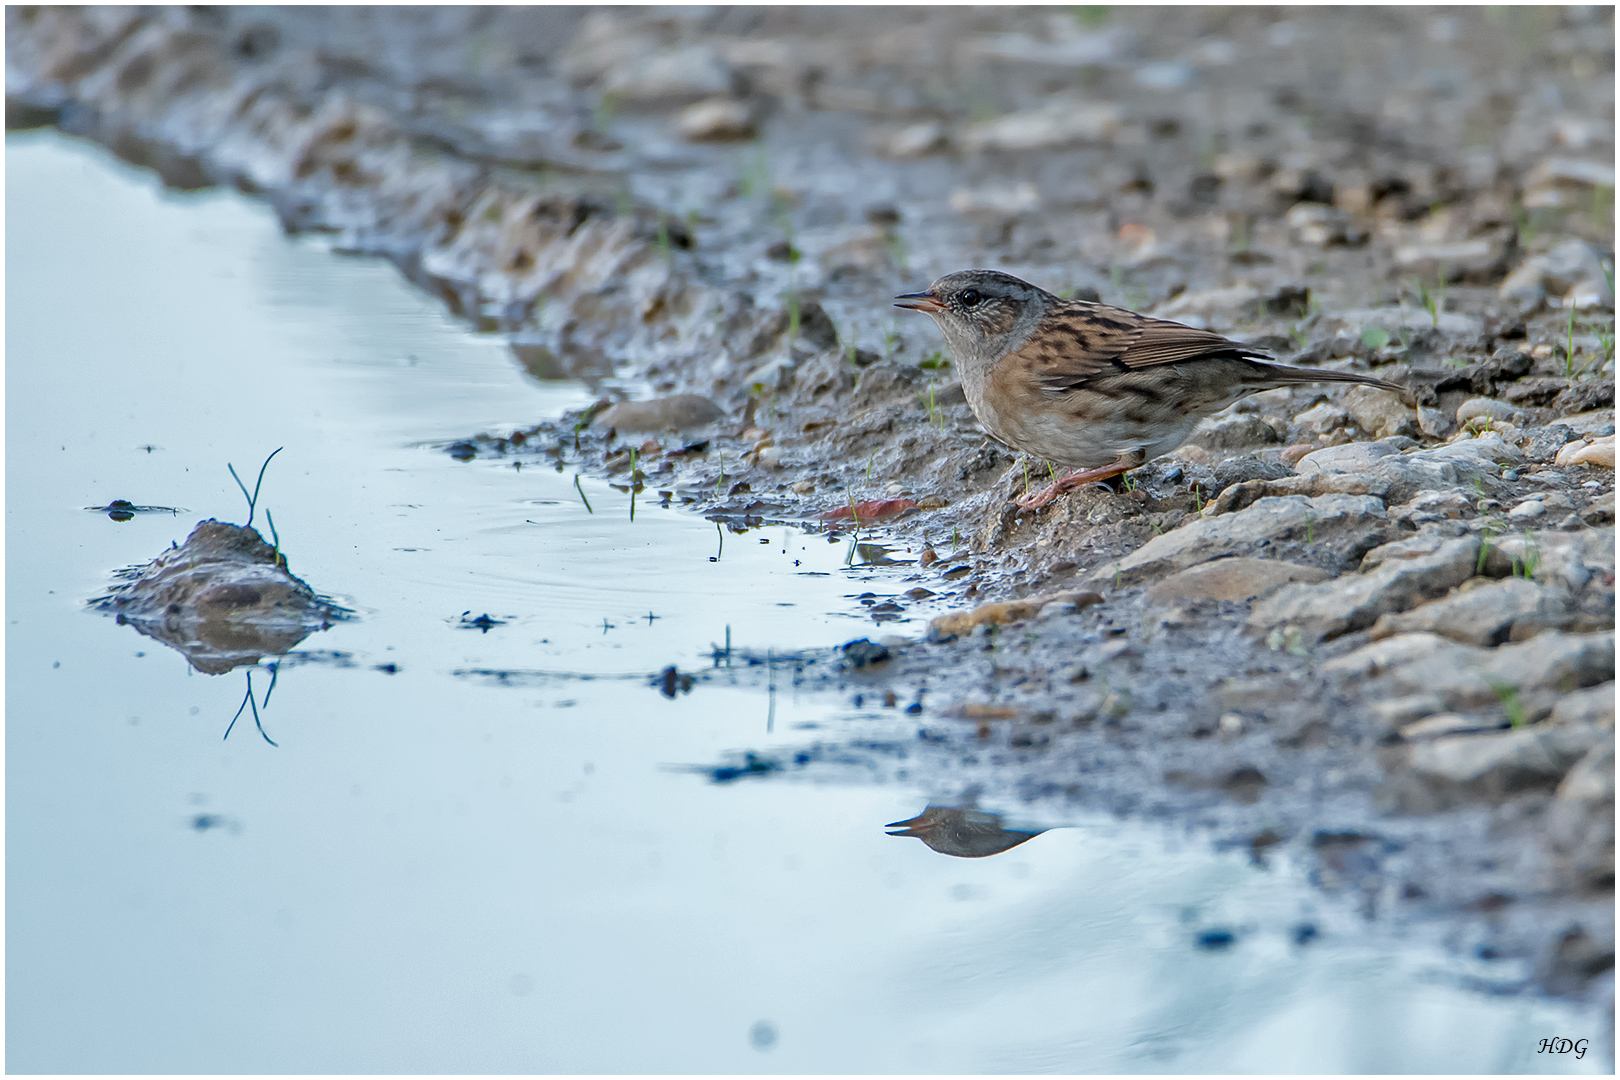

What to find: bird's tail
left=1249, top=360, right=1410, bottom=400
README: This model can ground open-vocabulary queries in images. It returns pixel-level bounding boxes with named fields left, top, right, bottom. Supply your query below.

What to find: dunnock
left=896, top=269, right=1408, bottom=509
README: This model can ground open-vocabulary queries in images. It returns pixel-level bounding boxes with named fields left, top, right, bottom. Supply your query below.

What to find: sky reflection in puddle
left=5, top=130, right=1603, bottom=1073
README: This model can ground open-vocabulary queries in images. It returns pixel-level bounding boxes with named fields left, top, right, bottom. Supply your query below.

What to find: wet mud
left=9, top=5, right=1613, bottom=1016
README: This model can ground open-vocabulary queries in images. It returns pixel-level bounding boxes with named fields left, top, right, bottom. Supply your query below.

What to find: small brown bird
left=896, top=269, right=1408, bottom=509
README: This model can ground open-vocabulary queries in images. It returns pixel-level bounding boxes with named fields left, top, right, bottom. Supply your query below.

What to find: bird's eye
left=958, top=289, right=981, bottom=307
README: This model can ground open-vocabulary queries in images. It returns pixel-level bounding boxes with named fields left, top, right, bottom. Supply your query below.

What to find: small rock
left=675, top=97, right=756, bottom=142
left=1506, top=500, right=1547, bottom=521
left=948, top=182, right=1041, bottom=219
left=1250, top=536, right=1480, bottom=642
left=594, top=395, right=725, bottom=434
left=961, top=101, right=1120, bottom=153
left=1343, top=386, right=1417, bottom=439
left=602, top=44, right=733, bottom=104
left=868, top=121, right=947, bottom=160
left=1368, top=577, right=1569, bottom=646
left=927, top=591, right=1102, bottom=641
left=1151, top=284, right=1260, bottom=322
left=1401, top=721, right=1608, bottom=806
left=1092, top=494, right=1385, bottom=588
left=1295, top=441, right=1400, bottom=474
left=1145, top=557, right=1332, bottom=606
left=1550, top=684, right=1616, bottom=728
left=1581, top=492, right=1614, bottom=525
left=1555, top=435, right=1615, bottom=469
left=1394, top=238, right=1505, bottom=281
left=841, top=638, right=891, bottom=668
left=1456, top=397, right=1527, bottom=425
left=1292, top=402, right=1350, bottom=438
left=1285, top=203, right=1353, bottom=246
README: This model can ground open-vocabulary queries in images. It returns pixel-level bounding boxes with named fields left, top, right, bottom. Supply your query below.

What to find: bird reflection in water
left=885, top=802, right=1047, bottom=858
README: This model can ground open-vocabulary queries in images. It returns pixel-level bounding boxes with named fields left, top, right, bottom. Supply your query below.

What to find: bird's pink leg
left=1014, top=453, right=1144, bottom=511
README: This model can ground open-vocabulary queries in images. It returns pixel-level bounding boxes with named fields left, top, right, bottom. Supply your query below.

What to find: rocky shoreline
left=10, top=5, right=1612, bottom=1015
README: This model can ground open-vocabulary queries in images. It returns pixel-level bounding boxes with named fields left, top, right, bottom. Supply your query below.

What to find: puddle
left=6, top=130, right=1605, bottom=1073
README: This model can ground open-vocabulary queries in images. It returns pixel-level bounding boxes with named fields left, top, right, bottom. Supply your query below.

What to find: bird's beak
left=894, top=291, right=944, bottom=314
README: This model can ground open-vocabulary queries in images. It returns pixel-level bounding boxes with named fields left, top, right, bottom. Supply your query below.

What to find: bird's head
left=894, top=269, right=1053, bottom=370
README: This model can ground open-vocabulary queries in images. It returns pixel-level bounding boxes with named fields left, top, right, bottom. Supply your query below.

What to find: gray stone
left=1582, top=492, right=1614, bottom=525
left=602, top=45, right=734, bottom=104
left=1292, top=401, right=1349, bottom=438
left=594, top=395, right=725, bottom=433
left=1402, top=720, right=1608, bottom=803
left=1343, top=386, right=1418, bottom=439
left=1151, top=284, right=1260, bottom=322
left=1295, top=441, right=1399, bottom=474
left=1487, top=527, right=1614, bottom=590
left=1369, top=577, right=1570, bottom=646
left=1186, top=414, right=1285, bottom=450
left=675, top=97, right=755, bottom=142
left=1394, top=238, right=1506, bottom=281
left=869, top=121, right=947, bottom=160
left=1249, top=536, right=1479, bottom=641
left=1456, top=397, right=1528, bottom=425
left=1550, top=684, right=1616, bottom=728
left=1338, top=306, right=1484, bottom=338
left=1088, top=493, right=1386, bottom=587
left=961, top=101, right=1120, bottom=153
left=1326, top=631, right=1615, bottom=716
left=1144, top=557, right=1332, bottom=606
left=948, top=182, right=1041, bottom=219
left=1361, top=521, right=1470, bottom=568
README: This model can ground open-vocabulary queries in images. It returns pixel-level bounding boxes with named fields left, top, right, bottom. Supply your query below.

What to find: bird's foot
left=1013, top=461, right=1135, bottom=511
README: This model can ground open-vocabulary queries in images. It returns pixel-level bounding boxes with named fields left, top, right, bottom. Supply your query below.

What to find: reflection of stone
left=92, top=519, right=342, bottom=674
left=885, top=803, right=1045, bottom=858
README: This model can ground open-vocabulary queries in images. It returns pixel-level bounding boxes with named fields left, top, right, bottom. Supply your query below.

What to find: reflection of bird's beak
left=885, top=813, right=931, bottom=835
left=894, top=291, right=944, bottom=314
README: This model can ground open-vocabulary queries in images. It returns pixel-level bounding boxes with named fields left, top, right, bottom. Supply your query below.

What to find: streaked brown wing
left=1009, top=301, right=1269, bottom=394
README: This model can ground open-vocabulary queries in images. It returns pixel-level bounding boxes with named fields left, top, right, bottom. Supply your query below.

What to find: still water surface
left=5, top=130, right=1602, bottom=1073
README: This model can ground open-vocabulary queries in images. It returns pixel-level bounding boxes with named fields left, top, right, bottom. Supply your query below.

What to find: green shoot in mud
left=866, top=450, right=876, bottom=483
left=1360, top=325, right=1391, bottom=352
left=1022, top=458, right=1031, bottom=496
left=1122, top=470, right=1138, bottom=493
left=1565, top=303, right=1579, bottom=378
left=1512, top=529, right=1541, bottom=580
left=265, top=509, right=282, bottom=566
left=883, top=320, right=900, bottom=362
left=1073, top=5, right=1111, bottom=28
left=926, top=383, right=940, bottom=428
left=628, top=447, right=638, bottom=521
left=1487, top=677, right=1528, bottom=729
left=1478, top=518, right=1502, bottom=575
left=1193, top=487, right=1205, bottom=515
left=574, top=474, right=593, bottom=514
left=1587, top=317, right=1616, bottom=371
left=1415, top=273, right=1444, bottom=329
left=1594, top=183, right=1613, bottom=232
left=786, top=290, right=801, bottom=352
left=227, top=446, right=283, bottom=531
left=715, top=449, right=726, bottom=492
left=656, top=218, right=672, bottom=264
left=918, top=350, right=950, bottom=371
left=1266, top=627, right=1310, bottom=657
left=950, top=526, right=960, bottom=552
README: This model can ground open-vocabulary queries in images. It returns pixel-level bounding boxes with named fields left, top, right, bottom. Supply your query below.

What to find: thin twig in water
left=227, top=446, right=284, bottom=529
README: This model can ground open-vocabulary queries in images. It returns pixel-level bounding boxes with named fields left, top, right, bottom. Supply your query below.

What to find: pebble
left=1456, top=397, right=1526, bottom=425
left=961, top=101, right=1120, bottom=153
left=869, top=121, right=946, bottom=160
left=594, top=395, right=724, bottom=434
left=675, top=97, right=755, bottom=142
left=1554, top=435, right=1616, bottom=469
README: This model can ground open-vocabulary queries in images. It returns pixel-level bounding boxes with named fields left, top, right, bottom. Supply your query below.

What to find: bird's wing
left=1008, top=301, right=1269, bottom=394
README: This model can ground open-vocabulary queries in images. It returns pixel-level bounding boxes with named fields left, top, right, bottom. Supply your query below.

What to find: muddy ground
left=8, top=5, right=1614, bottom=1019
